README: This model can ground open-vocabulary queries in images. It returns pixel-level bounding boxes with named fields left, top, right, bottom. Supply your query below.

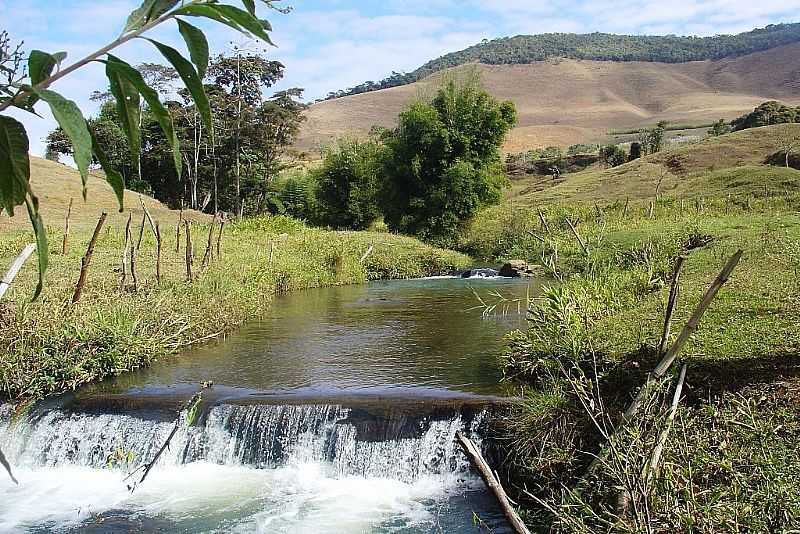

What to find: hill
left=0, top=157, right=209, bottom=233
left=507, top=124, right=800, bottom=204
left=296, top=42, right=800, bottom=154
left=326, top=23, right=800, bottom=100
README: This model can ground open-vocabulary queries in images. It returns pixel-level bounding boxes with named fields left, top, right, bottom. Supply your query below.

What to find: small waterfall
left=0, top=401, right=489, bottom=483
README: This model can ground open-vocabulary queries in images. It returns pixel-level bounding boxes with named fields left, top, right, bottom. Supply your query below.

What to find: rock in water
left=499, top=260, right=531, bottom=278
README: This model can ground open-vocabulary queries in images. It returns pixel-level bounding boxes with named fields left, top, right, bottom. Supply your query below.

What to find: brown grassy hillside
left=0, top=157, right=208, bottom=233
left=297, top=43, right=800, bottom=154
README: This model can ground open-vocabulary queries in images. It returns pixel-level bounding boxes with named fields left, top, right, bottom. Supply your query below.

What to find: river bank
left=463, top=193, right=800, bottom=530
left=0, top=215, right=469, bottom=401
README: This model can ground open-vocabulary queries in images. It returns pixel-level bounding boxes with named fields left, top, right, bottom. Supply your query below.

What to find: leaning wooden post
left=648, top=200, right=654, bottom=219
left=566, top=217, right=588, bottom=255
left=538, top=208, right=552, bottom=235
left=216, top=218, right=225, bottom=259
left=155, top=222, right=162, bottom=283
left=136, top=212, right=147, bottom=251
left=130, top=221, right=138, bottom=292
left=72, top=212, right=107, bottom=304
left=139, top=195, right=158, bottom=240
left=623, top=197, right=630, bottom=219
left=175, top=209, right=183, bottom=254
left=120, top=213, right=132, bottom=291
left=644, top=363, right=687, bottom=484
left=623, top=250, right=742, bottom=424
left=202, top=216, right=216, bottom=269
left=456, top=432, right=531, bottom=534
left=658, top=256, right=685, bottom=356
left=269, top=240, right=275, bottom=265
left=184, top=220, right=193, bottom=282
left=62, top=198, right=73, bottom=256
left=0, top=244, right=36, bottom=300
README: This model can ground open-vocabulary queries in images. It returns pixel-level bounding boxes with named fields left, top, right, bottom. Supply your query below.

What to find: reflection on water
left=89, top=276, right=537, bottom=400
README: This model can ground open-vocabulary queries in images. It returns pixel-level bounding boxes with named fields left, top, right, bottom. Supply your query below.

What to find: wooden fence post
left=216, top=218, right=225, bottom=259
left=184, top=220, right=193, bottom=282
left=136, top=213, right=147, bottom=250
left=130, top=221, right=138, bottom=292
left=644, top=363, right=687, bottom=484
left=538, top=208, right=552, bottom=235
left=62, top=198, right=73, bottom=256
left=202, top=216, right=216, bottom=269
left=175, top=209, right=183, bottom=253
left=139, top=195, right=157, bottom=240
left=120, top=213, right=132, bottom=291
left=72, top=212, right=107, bottom=304
left=658, top=257, right=685, bottom=356
left=623, top=197, right=630, bottom=219
left=0, top=244, right=36, bottom=300
left=155, top=222, right=162, bottom=283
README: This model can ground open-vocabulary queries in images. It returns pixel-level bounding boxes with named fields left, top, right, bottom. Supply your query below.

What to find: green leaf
left=105, top=55, right=181, bottom=179
left=177, top=20, right=209, bottom=79
left=105, top=60, right=141, bottom=164
left=28, top=50, right=57, bottom=86
left=32, top=89, right=92, bottom=198
left=25, top=194, right=48, bottom=301
left=90, top=130, right=125, bottom=212
left=242, top=0, right=256, bottom=15
left=175, top=5, right=273, bottom=45
left=144, top=38, right=213, bottom=141
left=213, top=5, right=274, bottom=44
left=0, top=115, right=30, bottom=216
left=123, top=0, right=178, bottom=33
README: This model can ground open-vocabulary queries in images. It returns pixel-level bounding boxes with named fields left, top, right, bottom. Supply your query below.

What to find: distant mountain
left=323, top=23, right=800, bottom=101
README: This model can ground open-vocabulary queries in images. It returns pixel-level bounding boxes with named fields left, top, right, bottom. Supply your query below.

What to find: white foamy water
left=0, top=402, right=505, bottom=533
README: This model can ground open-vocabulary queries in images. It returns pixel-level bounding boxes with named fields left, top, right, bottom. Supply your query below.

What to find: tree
left=0, top=2, right=281, bottom=300
left=600, top=144, right=627, bottom=167
left=629, top=142, right=642, bottom=161
left=380, top=76, right=516, bottom=242
left=732, top=101, right=799, bottom=131
left=708, top=118, right=731, bottom=137
left=314, top=138, right=384, bottom=229
left=775, top=124, right=800, bottom=168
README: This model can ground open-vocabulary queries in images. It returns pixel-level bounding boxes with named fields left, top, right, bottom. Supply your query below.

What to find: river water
left=0, top=276, right=535, bottom=533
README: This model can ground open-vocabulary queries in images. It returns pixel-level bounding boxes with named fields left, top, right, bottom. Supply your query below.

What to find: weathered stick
left=623, top=197, right=630, bottom=218
left=648, top=200, right=654, bottom=219
left=120, top=213, right=132, bottom=291
left=216, top=218, right=225, bottom=259
left=130, top=221, right=138, bottom=292
left=595, top=203, right=603, bottom=218
left=456, top=431, right=531, bottom=534
left=658, top=256, right=685, bottom=356
left=269, top=241, right=275, bottom=265
left=623, top=250, right=742, bottom=424
left=155, top=222, right=162, bottom=283
left=201, top=216, right=216, bottom=269
left=0, top=244, right=36, bottom=300
left=72, top=212, right=108, bottom=304
left=526, top=230, right=545, bottom=243
left=538, top=208, right=551, bottom=235
left=360, top=244, right=374, bottom=263
left=62, top=197, right=73, bottom=255
left=566, top=217, right=588, bottom=255
left=184, top=220, right=193, bottom=282
left=139, top=195, right=157, bottom=241
left=645, top=363, right=687, bottom=484
left=175, top=209, right=183, bottom=253
left=136, top=212, right=146, bottom=250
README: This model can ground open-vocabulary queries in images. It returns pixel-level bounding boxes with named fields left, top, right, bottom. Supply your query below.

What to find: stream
left=0, top=275, right=536, bottom=533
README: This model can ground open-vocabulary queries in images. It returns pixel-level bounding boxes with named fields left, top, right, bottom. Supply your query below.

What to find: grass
left=0, top=214, right=469, bottom=400
left=608, top=122, right=716, bottom=135
left=505, top=124, right=800, bottom=205
left=462, top=180, right=800, bottom=530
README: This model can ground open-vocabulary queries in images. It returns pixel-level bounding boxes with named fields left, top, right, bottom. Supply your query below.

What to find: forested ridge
left=324, top=23, right=800, bottom=100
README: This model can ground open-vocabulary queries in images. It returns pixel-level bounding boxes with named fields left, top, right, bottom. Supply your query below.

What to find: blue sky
left=1, top=0, right=799, bottom=155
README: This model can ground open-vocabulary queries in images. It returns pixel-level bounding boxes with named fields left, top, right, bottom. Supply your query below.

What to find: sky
left=1, top=0, right=799, bottom=156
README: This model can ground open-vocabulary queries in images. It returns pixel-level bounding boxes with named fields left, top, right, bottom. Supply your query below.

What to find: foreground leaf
left=123, top=0, right=178, bottom=33
left=0, top=115, right=30, bottom=216
left=25, top=195, right=48, bottom=301
left=242, top=0, right=256, bottom=15
left=90, top=130, right=125, bottom=211
left=105, top=60, right=142, bottom=163
left=177, top=19, right=209, bottom=79
left=28, top=50, right=58, bottom=85
left=32, top=89, right=92, bottom=198
left=144, top=38, right=213, bottom=139
left=175, top=5, right=273, bottom=45
left=105, top=55, right=181, bottom=179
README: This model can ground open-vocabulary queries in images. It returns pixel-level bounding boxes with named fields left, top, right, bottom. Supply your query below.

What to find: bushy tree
left=314, top=138, right=384, bottom=229
left=731, top=101, right=800, bottom=131
left=380, top=77, right=516, bottom=241
left=708, top=118, right=731, bottom=137
left=600, top=144, right=627, bottom=167
left=629, top=141, right=642, bottom=160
